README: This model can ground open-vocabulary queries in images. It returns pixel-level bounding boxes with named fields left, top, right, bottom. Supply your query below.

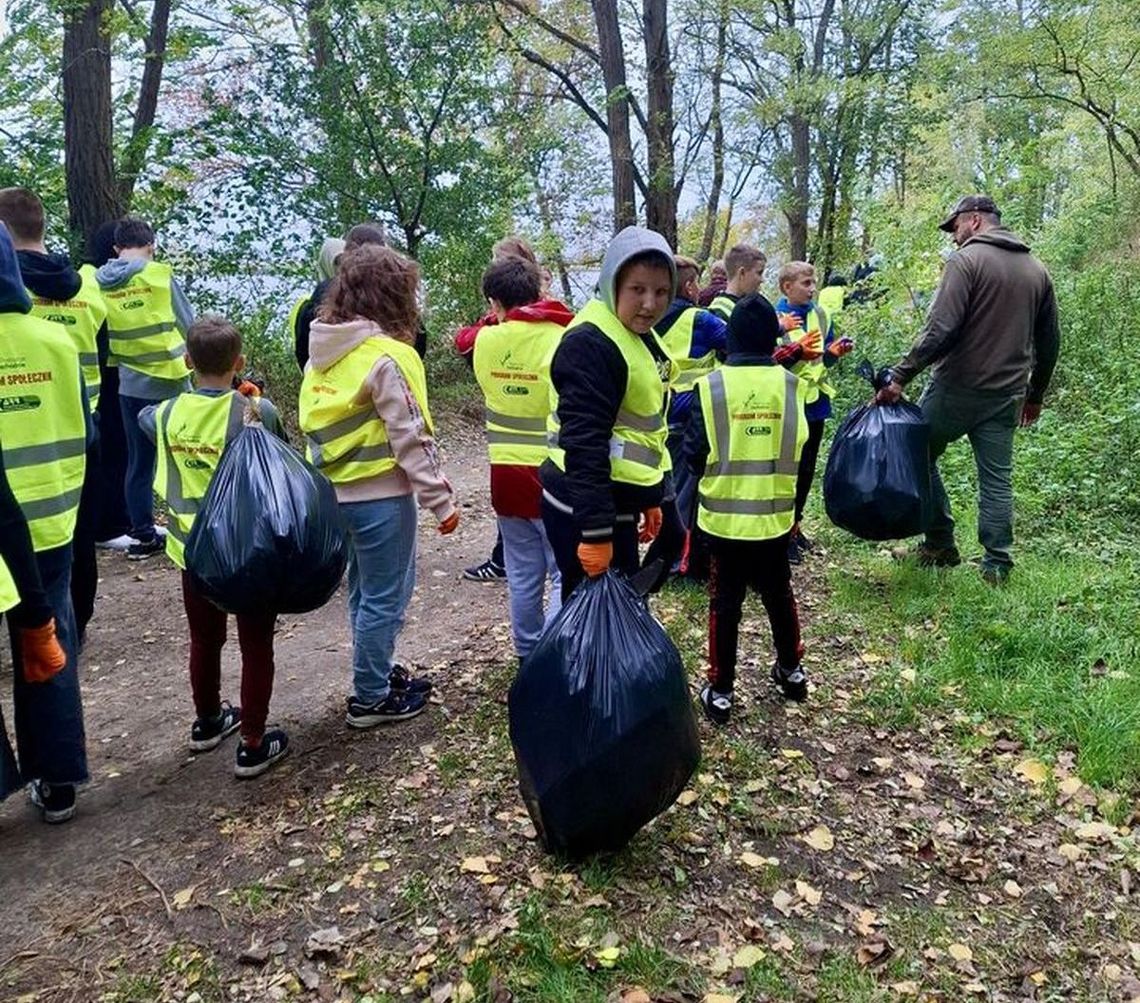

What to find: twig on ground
left=120, top=857, right=173, bottom=920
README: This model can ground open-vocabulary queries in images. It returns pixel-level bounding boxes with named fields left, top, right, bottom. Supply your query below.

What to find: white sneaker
left=95, top=534, right=137, bottom=551
left=154, top=525, right=168, bottom=539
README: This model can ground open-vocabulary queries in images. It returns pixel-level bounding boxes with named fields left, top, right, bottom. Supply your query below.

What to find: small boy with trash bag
left=685, top=294, right=812, bottom=723
left=140, top=316, right=291, bottom=778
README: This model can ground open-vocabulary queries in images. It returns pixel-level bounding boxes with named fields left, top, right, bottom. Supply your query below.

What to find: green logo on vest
left=183, top=458, right=211, bottom=471
left=499, top=350, right=523, bottom=371
left=44, top=313, right=77, bottom=326
left=122, top=298, right=147, bottom=310
left=745, top=425, right=772, bottom=437
left=503, top=385, right=530, bottom=396
left=0, top=395, right=41, bottom=413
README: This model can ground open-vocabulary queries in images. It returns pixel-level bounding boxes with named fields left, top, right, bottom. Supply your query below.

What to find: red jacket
left=454, top=299, right=575, bottom=357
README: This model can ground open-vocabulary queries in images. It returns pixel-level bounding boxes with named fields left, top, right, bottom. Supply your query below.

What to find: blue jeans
left=1, top=543, right=88, bottom=800
left=120, top=393, right=158, bottom=540
left=342, top=495, right=417, bottom=703
left=498, top=515, right=561, bottom=658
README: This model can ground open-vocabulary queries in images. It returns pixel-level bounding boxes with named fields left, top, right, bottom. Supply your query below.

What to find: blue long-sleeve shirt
left=775, top=296, right=839, bottom=421
left=658, top=297, right=728, bottom=427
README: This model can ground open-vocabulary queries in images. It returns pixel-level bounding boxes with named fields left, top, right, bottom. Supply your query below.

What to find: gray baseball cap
left=938, top=195, right=1000, bottom=231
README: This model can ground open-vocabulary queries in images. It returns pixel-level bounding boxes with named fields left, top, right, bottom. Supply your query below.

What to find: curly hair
left=319, top=244, right=420, bottom=344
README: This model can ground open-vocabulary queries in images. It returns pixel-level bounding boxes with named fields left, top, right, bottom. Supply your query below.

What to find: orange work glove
left=638, top=506, right=663, bottom=543
left=826, top=336, right=854, bottom=358
left=795, top=329, right=823, bottom=360
left=778, top=312, right=803, bottom=333
left=577, top=541, right=613, bottom=577
left=438, top=511, right=460, bottom=535
left=19, top=618, right=66, bottom=684
left=236, top=379, right=262, bottom=398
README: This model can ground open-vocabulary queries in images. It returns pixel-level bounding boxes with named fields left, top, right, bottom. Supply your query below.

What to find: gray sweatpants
left=918, top=383, right=1024, bottom=571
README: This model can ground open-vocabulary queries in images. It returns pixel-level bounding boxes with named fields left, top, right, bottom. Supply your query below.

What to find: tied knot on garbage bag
left=823, top=360, right=933, bottom=541
left=184, top=411, right=347, bottom=615
left=508, top=571, right=700, bottom=860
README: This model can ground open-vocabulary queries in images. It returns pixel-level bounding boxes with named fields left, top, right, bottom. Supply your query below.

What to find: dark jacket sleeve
left=549, top=325, right=627, bottom=540
left=294, top=280, right=327, bottom=371
left=892, top=255, right=971, bottom=385
left=1027, top=281, right=1060, bottom=404
left=685, top=390, right=711, bottom=478
left=0, top=443, right=51, bottom=628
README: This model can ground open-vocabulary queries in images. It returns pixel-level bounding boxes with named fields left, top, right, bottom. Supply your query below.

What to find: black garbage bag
left=184, top=423, right=347, bottom=615
left=823, top=361, right=933, bottom=541
left=508, top=572, right=700, bottom=860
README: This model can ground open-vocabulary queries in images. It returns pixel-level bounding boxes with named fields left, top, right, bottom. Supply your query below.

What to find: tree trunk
left=62, top=0, right=122, bottom=248
left=786, top=111, right=811, bottom=260
left=117, top=0, right=172, bottom=209
left=698, top=0, right=728, bottom=265
left=590, top=0, right=637, bottom=232
left=642, top=0, right=675, bottom=244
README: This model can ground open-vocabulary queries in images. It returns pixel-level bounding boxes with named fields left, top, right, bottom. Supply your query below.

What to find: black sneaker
left=345, top=689, right=427, bottom=729
left=787, top=534, right=804, bottom=566
left=981, top=564, right=1011, bottom=586
left=234, top=729, right=289, bottom=778
left=699, top=684, right=733, bottom=725
left=771, top=662, right=809, bottom=702
left=189, top=703, right=242, bottom=751
left=28, top=780, right=76, bottom=824
left=914, top=543, right=961, bottom=568
left=463, top=559, right=506, bottom=582
left=797, top=531, right=814, bottom=552
left=389, top=662, right=433, bottom=695
left=126, top=535, right=165, bottom=561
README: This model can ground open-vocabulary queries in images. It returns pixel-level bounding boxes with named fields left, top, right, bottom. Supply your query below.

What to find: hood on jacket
left=95, top=258, right=146, bottom=289
left=505, top=298, right=576, bottom=328
left=0, top=223, right=31, bottom=314
left=85, top=220, right=119, bottom=268
left=17, top=249, right=82, bottom=301
left=596, top=226, right=676, bottom=314
left=961, top=226, right=1031, bottom=254
left=308, top=317, right=400, bottom=371
left=726, top=293, right=779, bottom=356
left=317, top=237, right=345, bottom=282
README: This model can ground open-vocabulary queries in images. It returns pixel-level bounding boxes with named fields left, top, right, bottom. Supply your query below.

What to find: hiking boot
left=771, top=662, right=809, bottom=702
left=388, top=662, right=433, bottom=695
left=126, top=535, right=165, bottom=561
left=345, top=689, right=427, bottom=729
left=190, top=703, right=242, bottom=751
left=234, top=729, right=290, bottom=778
left=981, top=564, right=1011, bottom=586
left=699, top=684, right=733, bottom=725
left=28, top=780, right=76, bottom=824
left=913, top=543, right=961, bottom=568
left=463, top=559, right=506, bottom=582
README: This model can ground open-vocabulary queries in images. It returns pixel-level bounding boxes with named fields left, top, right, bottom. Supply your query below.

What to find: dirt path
left=1, top=417, right=1136, bottom=1003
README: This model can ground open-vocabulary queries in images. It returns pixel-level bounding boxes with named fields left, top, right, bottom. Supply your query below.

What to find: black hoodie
left=17, top=250, right=82, bottom=303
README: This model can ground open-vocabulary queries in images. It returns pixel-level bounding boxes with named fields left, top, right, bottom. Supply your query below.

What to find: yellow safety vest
left=287, top=295, right=309, bottom=342
left=298, top=334, right=433, bottom=485
left=29, top=265, right=107, bottom=410
left=818, top=285, right=844, bottom=317
left=103, top=261, right=190, bottom=382
left=696, top=365, right=808, bottom=541
left=657, top=306, right=718, bottom=393
left=0, top=557, right=18, bottom=614
left=472, top=317, right=564, bottom=466
left=81, top=263, right=116, bottom=368
left=779, top=306, right=834, bottom=405
left=153, top=391, right=247, bottom=568
left=547, top=298, right=671, bottom=489
left=708, top=293, right=737, bottom=323
left=0, top=312, right=87, bottom=551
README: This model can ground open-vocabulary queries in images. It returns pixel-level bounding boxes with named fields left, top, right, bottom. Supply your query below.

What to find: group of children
left=0, top=186, right=851, bottom=825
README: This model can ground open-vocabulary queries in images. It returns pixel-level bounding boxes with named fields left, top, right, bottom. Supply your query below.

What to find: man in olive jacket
left=876, top=195, right=1060, bottom=584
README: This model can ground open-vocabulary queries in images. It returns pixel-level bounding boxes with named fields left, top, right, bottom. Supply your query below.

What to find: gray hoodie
left=893, top=227, right=1060, bottom=403
left=96, top=258, right=196, bottom=400
left=595, top=225, right=677, bottom=311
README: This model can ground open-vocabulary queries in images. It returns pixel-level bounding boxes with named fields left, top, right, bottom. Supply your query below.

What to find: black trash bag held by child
left=823, top=361, right=933, bottom=541
left=508, top=572, right=701, bottom=860
left=184, top=419, right=347, bottom=615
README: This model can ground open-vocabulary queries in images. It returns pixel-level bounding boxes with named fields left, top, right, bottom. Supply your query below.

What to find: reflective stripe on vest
left=0, top=313, right=87, bottom=550
left=298, top=334, right=432, bottom=485
left=472, top=318, right=564, bottom=466
left=29, top=266, right=107, bottom=411
left=103, top=261, right=190, bottom=382
left=154, top=391, right=247, bottom=568
left=0, top=556, right=18, bottom=614
left=708, top=293, right=737, bottom=322
left=779, top=306, right=834, bottom=404
left=696, top=365, right=808, bottom=541
left=546, top=298, right=670, bottom=488
left=658, top=306, right=717, bottom=392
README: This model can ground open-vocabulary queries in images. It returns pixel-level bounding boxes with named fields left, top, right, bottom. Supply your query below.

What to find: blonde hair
left=674, top=254, right=700, bottom=290
left=778, top=260, right=815, bottom=291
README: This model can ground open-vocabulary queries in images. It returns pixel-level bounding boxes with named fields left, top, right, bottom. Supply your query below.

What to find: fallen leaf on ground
left=802, top=825, right=835, bottom=851
left=676, top=790, right=698, bottom=806
left=795, top=880, right=822, bottom=906
left=1013, top=759, right=1049, bottom=785
left=856, top=936, right=894, bottom=967
left=172, top=886, right=195, bottom=910
left=740, top=851, right=775, bottom=869
left=772, top=889, right=795, bottom=916
left=1003, top=880, right=1023, bottom=898
left=904, top=772, right=925, bottom=790
left=621, top=990, right=652, bottom=1003
left=891, top=982, right=919, bottom=996
left=948, top=943, right=973, bottom=962
left=732, top=944, right=766, bottom=969
left=460, top=856, right=490, bottom=874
